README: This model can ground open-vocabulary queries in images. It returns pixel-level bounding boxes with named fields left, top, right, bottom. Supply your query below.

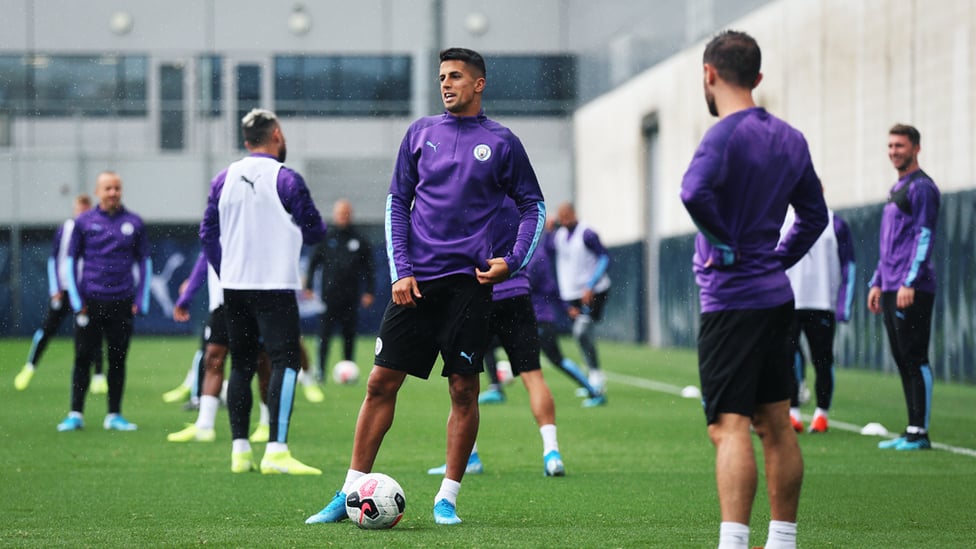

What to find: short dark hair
left=439, top=47, right=486, bottom=78
left=889, top=123, right=921, bottom=146
left=241, top=108, right=278, bottom=146
left=703, top=30, right=761, bottom=89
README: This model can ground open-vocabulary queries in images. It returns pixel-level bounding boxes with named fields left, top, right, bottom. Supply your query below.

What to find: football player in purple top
left=869, top=124, right=940, bottom=452
left=57, top=172, right=152, bottom=433
left=201, top=108, right=328, bottom=475
left=306, top=47, right=545, bottom=527
left=680, top=31, right=828, bottom=549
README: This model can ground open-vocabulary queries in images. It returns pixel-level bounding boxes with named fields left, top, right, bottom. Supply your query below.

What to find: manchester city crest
left=473, top=144, right=492, bottom=162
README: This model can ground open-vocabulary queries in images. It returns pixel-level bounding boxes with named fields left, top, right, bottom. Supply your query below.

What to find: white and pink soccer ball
left=345, top=472, right=406, bottom=529
left=332, top=360, right=360, bottom=385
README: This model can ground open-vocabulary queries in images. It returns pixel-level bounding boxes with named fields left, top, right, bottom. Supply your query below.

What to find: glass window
left=23, top=54, right=147, bottom=117
left=198, top=55, right=221, bottom=117
left=274, top=55, right=411, bottom=117
left=159, top=64, right=184, bottom=150
left=0, top=56, right=29, bottom=113
left=483, top=55, right=576, bottom=116
left=0, top=54, right=147, bottom=116
left=236, top=64, right=261, bottom=150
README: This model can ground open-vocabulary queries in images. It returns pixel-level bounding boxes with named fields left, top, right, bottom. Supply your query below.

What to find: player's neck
left=716, top=92, right=756, bottom=119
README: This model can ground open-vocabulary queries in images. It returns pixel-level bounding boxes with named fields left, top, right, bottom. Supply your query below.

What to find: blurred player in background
left=479, top=215, right=602, bottom=406
left=870, top=124, right=940, bottom=452
left=15, top=194, right=105, bottom=393
left=57, top=171, right=152, bottom=432
left=553, top=202, right=611, bottom=400
left=201, top=108, right=328, bottom=475
left=429, top=197, right=563, bottom=478
left=681, top=30, right=827, bottom=549
left=166, top=252, right=272, bottom=443
left=304, top=198, right=375, bottom=382
left=781, top=203, right=856, bottom=434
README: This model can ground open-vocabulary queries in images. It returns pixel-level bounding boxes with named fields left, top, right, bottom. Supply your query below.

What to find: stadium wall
left=573, top=0, right=976, bottom=349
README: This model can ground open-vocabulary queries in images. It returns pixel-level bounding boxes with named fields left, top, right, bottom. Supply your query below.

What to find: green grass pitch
left=1, top=336, right=974, bottom=547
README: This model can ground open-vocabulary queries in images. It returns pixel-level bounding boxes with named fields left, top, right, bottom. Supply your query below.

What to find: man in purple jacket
left=201, top=108, right=328, bottom=475
left=57, top=172, right=152, bottom=432
left=680, top=31, right=827, bottom=549
left=307, top=47, right=545, bottom=527
left=869, top=124, right=940, bottom=452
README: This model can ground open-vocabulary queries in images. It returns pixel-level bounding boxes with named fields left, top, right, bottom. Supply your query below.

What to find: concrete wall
left=574, top=0, right=976, bottom=245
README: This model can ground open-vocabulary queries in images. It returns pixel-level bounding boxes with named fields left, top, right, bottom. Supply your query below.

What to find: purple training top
left=488, top=196, right=540, bottom=301
left=680, top=107, right=828, bottom=312
left=65, top=205, right=151, bottom=313
left=869, top=169, right=940, bottom=293
left=385, top=111, right=545, bottom=283
left=528, top=230, right=561, bottom=324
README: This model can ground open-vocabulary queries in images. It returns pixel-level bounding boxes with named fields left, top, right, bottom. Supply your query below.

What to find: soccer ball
left=332, top=360, right=360, bottom=385
left=345, top=473, right=406, bottom=529
left=496, top=359, right=515, bottom=385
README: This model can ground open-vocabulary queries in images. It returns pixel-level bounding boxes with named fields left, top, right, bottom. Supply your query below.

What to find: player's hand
left=302, top=288, right=315, bottom=300
left=361, top=293, right=375, bottom=309
left=867, top=286, right=882, bottom=314
left=476, top=257, right=510, bottom=285
left=567, top=305, right=580, bottom=319
left=582, top=288, right=595, bottom=307
left=173, top=305, right=190, bottom=322
left=392, top=276, right=422, bottom=307
left=896, top=286, right=915, bottom=309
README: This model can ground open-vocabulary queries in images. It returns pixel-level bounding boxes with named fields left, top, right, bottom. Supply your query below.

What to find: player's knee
left=364, top=368, right=402, bottom=401
left=448, top=376, right=480, bottom=408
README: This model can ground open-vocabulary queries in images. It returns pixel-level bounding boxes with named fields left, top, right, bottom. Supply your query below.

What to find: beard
left=277, top=143, right=287, bottom=163
left=705, top=90, right=718, bottom=117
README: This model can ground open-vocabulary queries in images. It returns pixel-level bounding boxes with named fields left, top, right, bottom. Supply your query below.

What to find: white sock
left=196, top=395, right=220, bottom=430
left=813, top=407, right=828, bottom=419
left=341, top=469, right=366, bottom=494
left=24, top=363, right=35, bottom=371
left=789, top=407, right=801, bottom=420
left=764, top=520, right=797, bottom=549
left=470, top=442, right=479, bottom=456
left=266, top=442, right=287, bottom=453
left=232, top=438, right=251, bottom=454
left=540, top=424, right=559, bottom=455
left=258, top=402, right=270, bottom=425
left=717, top=521, right=749, bottom=549
left=68, top=411, right=83, bottom=420
left=434, top=478, right=461, bottom=506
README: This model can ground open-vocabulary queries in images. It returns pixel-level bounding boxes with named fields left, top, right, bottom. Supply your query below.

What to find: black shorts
left=374, top=274, right=492, bottom=379
left=489, top=294, right=540, bottom=376
left=204, top=305, right=229, bottom=347
left=568, top=289, right=610, bottom=322
left=698, top=301, right=794, bottom=424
